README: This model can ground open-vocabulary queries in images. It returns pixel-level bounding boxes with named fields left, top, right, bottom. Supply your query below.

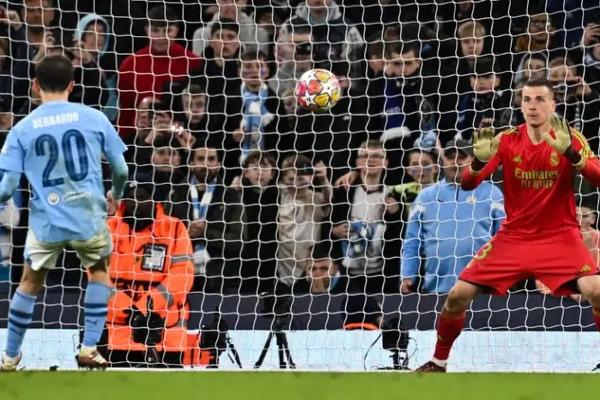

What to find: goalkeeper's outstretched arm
left=569, top=133, right=600, bottom=187
left=461, top=128, right=503, bottom=190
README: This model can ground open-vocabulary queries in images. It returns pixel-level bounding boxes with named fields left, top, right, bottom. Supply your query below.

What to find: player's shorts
left=24, top=227, right=113, bottom=271
left=459, top=228, right=600, bottom=296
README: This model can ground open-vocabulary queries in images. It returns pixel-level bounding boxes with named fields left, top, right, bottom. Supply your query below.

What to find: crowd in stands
left=0, top=0, right=600, bottom=302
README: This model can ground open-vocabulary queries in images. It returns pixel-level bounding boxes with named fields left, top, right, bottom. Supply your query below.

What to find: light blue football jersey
left=0, top=101, right=127, bottom=243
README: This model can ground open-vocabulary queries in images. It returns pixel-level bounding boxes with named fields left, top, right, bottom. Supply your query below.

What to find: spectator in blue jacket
left=401, top=139, right=504, bottom=294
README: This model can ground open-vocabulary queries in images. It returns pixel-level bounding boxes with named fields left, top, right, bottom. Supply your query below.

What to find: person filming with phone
left=548, top=56, right=600, bottom=153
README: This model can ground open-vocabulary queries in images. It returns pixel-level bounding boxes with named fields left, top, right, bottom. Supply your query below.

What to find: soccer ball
left=295, top=68, right=341, bottom=112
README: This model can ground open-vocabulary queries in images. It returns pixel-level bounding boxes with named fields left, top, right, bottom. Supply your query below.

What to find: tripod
left=254, top=317, right=296, bottom=369
left=209, top=334, right=242, bottom=369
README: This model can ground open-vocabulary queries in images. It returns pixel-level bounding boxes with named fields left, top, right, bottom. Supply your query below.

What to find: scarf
left=384, top=78, right=405, bottom=130
left=241, top=83, right=271, bottom=159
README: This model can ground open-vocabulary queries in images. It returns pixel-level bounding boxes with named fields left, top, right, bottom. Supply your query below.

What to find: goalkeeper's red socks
left=431, top=309, right=466, bottom=366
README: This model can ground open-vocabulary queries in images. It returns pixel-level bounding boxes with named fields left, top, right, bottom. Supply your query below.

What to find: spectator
left=514, top=53, right=547, bottom=85
left=456, top=57, right=511, bottom=140
left=144, top=136, right=187, bottom=212
left=446, top=21, right=488, bottom=96
left=0, top=171, right=19, bottom=282
left=577, top=201, right=600, bottom=266
left=73, top=13, right=118, bottom=120
left=401, top=139, right=505, bottom=294
left=387, top=147, right=439, bottom=234
left=193, top=18, right=243, bottom=183
left=239, top=51, right=288, bottom=161
left=126, top=99, right=170, bottom=170
left=279, top=60, right=367, bottom=179
left=237, top=151, right=279, bottom=294
left=305, top=242, right=344, bottom=294
left=173, top=146, right=244, bottom=292
left=331, top=140, right=401, bottom=294
left=177, top=84, right=208, bottom=139
left=254, top=8, right=284, bottom=62
left=582, top=23, right=600, bottom=94
left=0, top=97, right=13, bottom=143
left=278, top=0, right=363, bottom=68
left=512, top=11, right=562, bottom=67
left=498, top=79, right=525, bottom=127
left=104, top=182, right=194, bottom=367
left=192, top=0, right=269, bottom=56
left=547, top=56, right=600, bottom=152
left=365, top=36, right=384, bottom=79
left=276, top=155, right=331, bottom=290
left=269, top=24, right=313, bottom=97
left=368, top=41, right=440, bottom=183
left=0, top=37, right=11, bottom=102
left=118, top=5, right=201, bottom=138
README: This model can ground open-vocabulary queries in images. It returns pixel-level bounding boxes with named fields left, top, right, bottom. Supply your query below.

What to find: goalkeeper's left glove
left=543, top=114, right=572, bottom=154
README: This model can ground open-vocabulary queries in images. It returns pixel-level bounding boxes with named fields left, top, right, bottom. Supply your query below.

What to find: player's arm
left=0, top=128, right=24, bottom=203
left=107, top=154, right=128, bottom=200
left=461, top=128, right=503, bottom=190
left=0, top=171, right=20, bottom=203
left=101, top=115, right=129, bottom=200
left=568, top=131, right=600, bottom=187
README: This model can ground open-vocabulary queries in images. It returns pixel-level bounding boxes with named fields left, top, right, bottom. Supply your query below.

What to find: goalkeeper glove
left=543, top=114, right=572, bottom=155
left=473, top=127, right=499, bottom=162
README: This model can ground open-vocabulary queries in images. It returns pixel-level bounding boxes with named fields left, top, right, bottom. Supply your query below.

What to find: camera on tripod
left=199, top=313, right=242, bottom=368
left=254, top=290, right=296, bottom=369
left=379, top=313, right=410, bottom=370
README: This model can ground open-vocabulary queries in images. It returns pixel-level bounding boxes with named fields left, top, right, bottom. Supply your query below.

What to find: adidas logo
left=580, top=265, right=591, bottom=273
left=513, top=154, right=522, bottom=163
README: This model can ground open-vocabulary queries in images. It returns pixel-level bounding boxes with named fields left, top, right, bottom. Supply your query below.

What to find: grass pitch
left=0, top=371, right=597, bottom=400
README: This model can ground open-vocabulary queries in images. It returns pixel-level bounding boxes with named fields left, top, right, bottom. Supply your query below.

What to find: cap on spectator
left=444, top=138, right=473, bottom=156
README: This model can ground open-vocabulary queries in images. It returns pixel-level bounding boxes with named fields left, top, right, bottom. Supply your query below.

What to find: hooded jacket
left=278, top=1, right=363, bottom=63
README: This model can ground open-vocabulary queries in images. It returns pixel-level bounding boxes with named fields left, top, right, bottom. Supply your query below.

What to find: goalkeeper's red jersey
left=462, top=123, right=600, bottom=238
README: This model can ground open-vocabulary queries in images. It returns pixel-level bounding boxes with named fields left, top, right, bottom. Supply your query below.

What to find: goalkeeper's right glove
left=473, top=127, right=499, bottom=163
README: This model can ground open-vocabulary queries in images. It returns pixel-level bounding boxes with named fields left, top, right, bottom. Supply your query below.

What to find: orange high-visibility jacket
left=106, top=203, right=194, bottom=352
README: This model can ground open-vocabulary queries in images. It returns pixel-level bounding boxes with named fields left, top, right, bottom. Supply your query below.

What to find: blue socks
left=82, top=282, right=110, bottom=347
left=5, top=289, right=36, bottom=358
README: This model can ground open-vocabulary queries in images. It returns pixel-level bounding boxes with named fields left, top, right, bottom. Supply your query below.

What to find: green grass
left=0, top=371, right=598, bottom=400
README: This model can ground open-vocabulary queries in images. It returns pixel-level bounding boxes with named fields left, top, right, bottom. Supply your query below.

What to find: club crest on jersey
left=466, top=195, right=477, bottom=204
left=47, top=192, right=60, bottom=205
left=549, top=152, right=559, bottom=167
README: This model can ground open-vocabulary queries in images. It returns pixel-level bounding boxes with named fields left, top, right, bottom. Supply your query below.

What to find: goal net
left=0, top=0, right=600, bottom=372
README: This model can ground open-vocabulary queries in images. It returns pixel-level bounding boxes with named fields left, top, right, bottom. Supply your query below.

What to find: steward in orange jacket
left=105, top=183, right=194, bottom=359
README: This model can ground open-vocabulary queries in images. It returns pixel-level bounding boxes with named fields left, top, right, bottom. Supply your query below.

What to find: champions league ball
left=295, top=68, right=341, bottom=112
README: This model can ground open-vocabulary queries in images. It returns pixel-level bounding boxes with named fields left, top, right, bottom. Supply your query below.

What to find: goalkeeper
left=418, top=78, right=600, bottom=372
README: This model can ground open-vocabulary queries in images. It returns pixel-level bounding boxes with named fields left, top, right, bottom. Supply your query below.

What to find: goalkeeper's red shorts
left=459, top=228, right=600, bottom=296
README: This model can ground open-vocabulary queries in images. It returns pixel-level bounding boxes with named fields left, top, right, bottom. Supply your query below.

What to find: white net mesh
left=0, top=0, right=600, bottom=372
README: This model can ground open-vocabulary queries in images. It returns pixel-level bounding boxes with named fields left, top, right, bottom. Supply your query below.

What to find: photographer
left=276, top=155, right=331, bottom=290
left=548, top=56, right=600, bottom=153
left=104, top=182, right=194, bottom=367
